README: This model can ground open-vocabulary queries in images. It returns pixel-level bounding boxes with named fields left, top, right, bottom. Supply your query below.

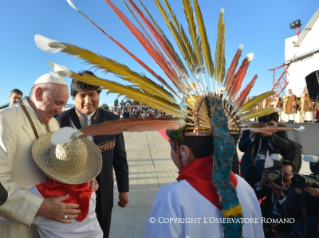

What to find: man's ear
left=34, top=87, right=43, bottom=102
left=179, top=145, right=191, bottom=162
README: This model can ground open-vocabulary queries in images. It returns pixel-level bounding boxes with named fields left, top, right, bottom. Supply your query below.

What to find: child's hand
left=89, top=178, right=99, bottom=192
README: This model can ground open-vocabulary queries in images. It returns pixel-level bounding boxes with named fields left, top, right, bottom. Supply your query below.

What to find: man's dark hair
left=258, top=112, right=280, bottom=124
left=11, top=89, right=23, bottom=96
left=282, top=160, right=296, bottom=174
left=70, top=70, right=101, bottom=98
left=168, top=135, right=214, bottom=159
left=258, top=115, right=269, bottom=124
left=268, top=112, right=279, bottom=123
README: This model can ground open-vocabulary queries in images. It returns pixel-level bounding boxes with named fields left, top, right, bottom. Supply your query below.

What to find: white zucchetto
left=34, top=72, right=67, bottom=85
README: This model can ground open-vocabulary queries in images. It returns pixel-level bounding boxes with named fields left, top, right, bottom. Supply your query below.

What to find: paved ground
left=110, top=131, right=312, bottom=238
left=110, top=132, right=177, bottom=238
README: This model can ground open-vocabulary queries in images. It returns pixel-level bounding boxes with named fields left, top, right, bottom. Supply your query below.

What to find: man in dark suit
left=239, top=112, right=290, bottom=187
left=56, top=71, right=129, bottom=238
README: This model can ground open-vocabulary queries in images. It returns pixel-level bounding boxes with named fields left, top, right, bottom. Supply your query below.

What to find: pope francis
left=0, top=73, right=81, bottom=237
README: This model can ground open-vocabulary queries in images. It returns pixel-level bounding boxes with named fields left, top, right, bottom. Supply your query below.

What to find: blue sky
left=0, top=0, right=318, bottom=107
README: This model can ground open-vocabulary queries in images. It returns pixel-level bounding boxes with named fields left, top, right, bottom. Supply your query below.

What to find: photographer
left=284, top=155, right=319, bottom=238
left=255, top=161, right=295, bottom=237
left=239, top=112, right=290, bottom=187
left=281, top=140, right=302, bottom=173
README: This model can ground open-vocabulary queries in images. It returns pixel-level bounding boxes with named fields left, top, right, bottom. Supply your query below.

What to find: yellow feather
left=182, top=0, right=209, bottom=94
left=163, top=0, right=180, bottom=32
left=182, top=0, right=204, bottom=73
left=240, top=108, right=277, bottom=120
left=215, top=9, right=226, bottom=85
left=222, top=205, right=243, bottom=218
left=154, top=0, right=203, bottom=96
left=238, top=91, right=276, bottom=113
left=162, top=0, right=198, bottom=73
left=193, top=0, right=214, bottom=85
left=61, top=44, right=176, bottom=104
left=180, top=25, right=198, bottom=74
left=139, top=0, right=189, bottom=77
left=154, top=0, right=192, bottom=74
left=70, top=72, right=184, bottom=117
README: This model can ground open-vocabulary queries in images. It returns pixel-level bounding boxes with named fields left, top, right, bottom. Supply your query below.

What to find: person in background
left=9, top=89, right=23, bottom=106
left=239, top=112, right=290, bottom=188
left=0, top=89, right=23, bottom=110
left=254, top=161, right=295, bottom=237
left=284, top=182, right=319, bottom=237
left=285, top=89, right=298, bottom=122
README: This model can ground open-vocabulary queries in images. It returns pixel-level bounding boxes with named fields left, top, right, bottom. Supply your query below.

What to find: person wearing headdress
left=55, top=71, right=129, bottom=238
left=144, top=97, right=264, bottom=238
left=0, top=133, right=103, bottom=237
left=0, top=73, right=83, bottom=237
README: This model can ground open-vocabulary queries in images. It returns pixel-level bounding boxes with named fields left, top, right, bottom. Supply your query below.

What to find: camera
left=291, top=155, right=319, bottom=188
left=266, top=154, right=284, bottom=186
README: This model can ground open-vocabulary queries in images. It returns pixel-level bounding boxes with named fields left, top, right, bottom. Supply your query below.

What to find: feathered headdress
left=35, top=0, right=303, bottom=237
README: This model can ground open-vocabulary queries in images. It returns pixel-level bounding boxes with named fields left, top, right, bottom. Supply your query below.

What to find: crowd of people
left=250, top=87, right=319, bottom=123
left=1, top=77, right=319, bottom=238
left=112, top=107, right=172, bottom=119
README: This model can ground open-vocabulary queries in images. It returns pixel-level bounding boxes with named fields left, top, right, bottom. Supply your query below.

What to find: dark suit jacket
left=254, top=184, right=293, bottom=218
left=281, top=140, right=302, bottom=173
left=0, top=183, right=7, bottom=206
left=56, top=108, right=129, bottom=217
left=0, top=104, right=9, bottom=110
left=239, top=127, right=290, bottom=178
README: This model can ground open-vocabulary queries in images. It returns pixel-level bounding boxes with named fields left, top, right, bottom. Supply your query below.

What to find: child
left=0, top=132, right=103, bottom=238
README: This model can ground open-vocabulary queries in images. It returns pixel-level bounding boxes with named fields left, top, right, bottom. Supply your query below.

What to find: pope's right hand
left=36, top=194, right=81, bottom=223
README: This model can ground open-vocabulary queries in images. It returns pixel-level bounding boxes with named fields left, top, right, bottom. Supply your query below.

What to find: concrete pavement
left=110, top=131, right=312, bottom=238
left=110, top=131, right=177, bottom=238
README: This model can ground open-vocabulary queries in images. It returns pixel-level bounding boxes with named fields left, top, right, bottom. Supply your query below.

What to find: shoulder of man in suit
left=56, top=107, right=73, bottom=118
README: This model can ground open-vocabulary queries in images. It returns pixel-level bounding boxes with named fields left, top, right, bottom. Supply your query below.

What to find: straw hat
left=32, top=132, right=102, bottom=184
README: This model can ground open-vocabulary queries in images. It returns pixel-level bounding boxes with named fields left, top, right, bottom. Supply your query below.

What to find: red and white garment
left=0, top=183, right=103, bottom=238
left=145, top=157, right=264, bottom=238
